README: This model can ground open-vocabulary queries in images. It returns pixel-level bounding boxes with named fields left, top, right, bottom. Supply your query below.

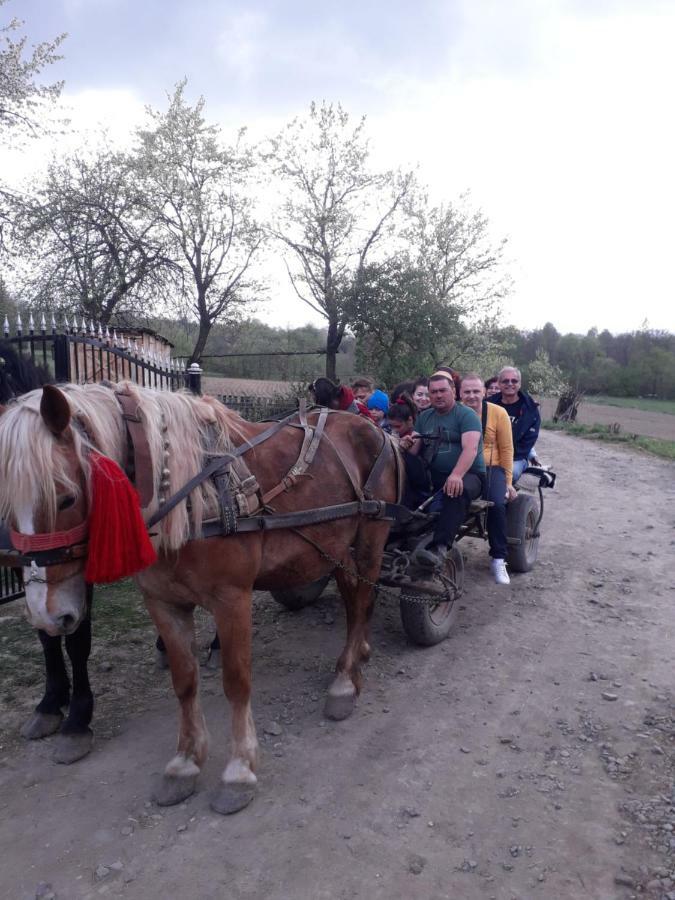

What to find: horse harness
left=0, top=396, right=404, bottom=568
left=136, top=398, right=404, bottom=539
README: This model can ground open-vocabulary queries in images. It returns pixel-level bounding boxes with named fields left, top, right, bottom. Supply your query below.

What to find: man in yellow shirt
left=459, top=373, right=515, bottom=585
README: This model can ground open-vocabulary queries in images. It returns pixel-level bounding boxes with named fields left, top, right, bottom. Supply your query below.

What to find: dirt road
left=1, top=432, right=673, bottom=900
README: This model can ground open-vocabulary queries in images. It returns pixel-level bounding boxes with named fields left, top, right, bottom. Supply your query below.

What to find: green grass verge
left=543, top=421, right=675, bottom=461
left=585, top=395, right=675, bottom=415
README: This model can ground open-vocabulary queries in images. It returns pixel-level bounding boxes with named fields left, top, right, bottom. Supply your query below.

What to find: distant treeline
left=155, top=317, right=356, bottom=384
left=158, top=317, right=675, bottom=399
left=510, top=323, right=675, bottom=399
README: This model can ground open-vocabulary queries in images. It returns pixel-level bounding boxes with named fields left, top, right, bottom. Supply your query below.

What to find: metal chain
left=24, top=560, right=86, bottom=586
left=302, top=537, right=461, bottom=607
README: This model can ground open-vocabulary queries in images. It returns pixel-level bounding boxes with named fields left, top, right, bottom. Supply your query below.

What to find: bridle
left=10, top=520, right=88, bottom=554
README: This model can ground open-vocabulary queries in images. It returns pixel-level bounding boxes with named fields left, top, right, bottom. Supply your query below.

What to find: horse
left=0, top=341, right=95, bottom=763
left=0, top=381, right=399, bottom=813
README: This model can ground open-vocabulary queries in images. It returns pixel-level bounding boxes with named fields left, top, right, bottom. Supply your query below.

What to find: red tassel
left=85, top=453, right=157, bottom=584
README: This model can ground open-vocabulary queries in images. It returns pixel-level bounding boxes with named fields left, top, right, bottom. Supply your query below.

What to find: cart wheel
left=270, top=575, right=331, bottom=611
left=506, top=493, right=540, bottom=573
left=399, top=546, right=464, bottom=646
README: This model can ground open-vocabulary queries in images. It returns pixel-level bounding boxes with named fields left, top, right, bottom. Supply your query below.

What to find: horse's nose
left=56, top=613, right=76, bottom=633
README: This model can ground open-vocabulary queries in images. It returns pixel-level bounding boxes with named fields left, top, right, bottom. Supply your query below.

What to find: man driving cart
left=399, top=371, right=486, bottom=568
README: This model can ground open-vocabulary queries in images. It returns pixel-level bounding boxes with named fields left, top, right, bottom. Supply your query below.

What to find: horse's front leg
left=210, top=588, right=258, bottom=815
left=147, top=598, right=208, bottom=807
left=325, top=522, right=388, bottom=721
left=21, top=631, right=70, bottom=740
left=55, top=585, right=94, bottom=764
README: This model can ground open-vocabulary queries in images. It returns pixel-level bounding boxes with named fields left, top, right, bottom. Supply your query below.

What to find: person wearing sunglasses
left=488, top=367, right=541, bottom=482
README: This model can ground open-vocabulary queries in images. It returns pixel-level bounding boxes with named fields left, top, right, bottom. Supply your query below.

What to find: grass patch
left=585, top=395, right=675, bottom=415
left=543, top=421, right=675, bottom=461
left=90, top=579, right=151, bottom=638
left=0, top=580, right=151, bottom=689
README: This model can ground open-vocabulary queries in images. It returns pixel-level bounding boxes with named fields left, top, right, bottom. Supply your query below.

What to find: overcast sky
left=7, top=0, right=675, bottom=335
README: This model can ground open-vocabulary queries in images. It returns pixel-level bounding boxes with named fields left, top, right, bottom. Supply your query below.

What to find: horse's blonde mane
left=0, top=382, right=242, bottom=552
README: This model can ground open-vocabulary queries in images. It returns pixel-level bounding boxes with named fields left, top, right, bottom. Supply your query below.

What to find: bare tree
left=269, top=101, right=413, bottom=380
left=133, top=83, right=264, bottom=363
left=15, top=146, right=170, bottom=324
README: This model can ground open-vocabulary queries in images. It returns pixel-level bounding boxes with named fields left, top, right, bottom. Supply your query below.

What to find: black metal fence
left=3, top=312, right=202, bottom=393
left=218, top=393, right=301, bottom=422
left=1, top=567, right=23, bottom=605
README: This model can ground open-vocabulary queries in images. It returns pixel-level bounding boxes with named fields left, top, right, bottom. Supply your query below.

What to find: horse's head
left=0, top=385, right=90, bottom=635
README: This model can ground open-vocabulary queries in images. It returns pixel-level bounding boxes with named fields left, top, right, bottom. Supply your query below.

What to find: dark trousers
left=485, top=466, right=508, bottom=559
left=433, top=473, right=484, bottom=547
left=402, top=453, right=430, bottom=509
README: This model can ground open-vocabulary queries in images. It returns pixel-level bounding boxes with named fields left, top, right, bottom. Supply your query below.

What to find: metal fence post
left=187, top=362, right=202, bottom=395
left=53, top=332, right=70, bottom=382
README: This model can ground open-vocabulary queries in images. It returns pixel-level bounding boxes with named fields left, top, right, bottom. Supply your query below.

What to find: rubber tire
left=506, top=492, right=540, bottom=573
left=270, top=575, right=331, bottom=611
left=399, top=546, right=464, bottom=646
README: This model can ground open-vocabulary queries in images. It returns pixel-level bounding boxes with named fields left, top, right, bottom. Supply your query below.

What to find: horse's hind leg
left=21, top=632, right=69, bottom=740
left=148, top=600, right=208, bottom=806
left=210, top=589, right=258, bottom=815
left=325, top=522, right=389, bottom=722
left=55, top=587, right=94, bottom=764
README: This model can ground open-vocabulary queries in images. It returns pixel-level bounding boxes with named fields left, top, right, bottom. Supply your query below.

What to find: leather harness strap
left=261, top=404, right=329, bottom=505
left=363, top=431, right=395, bottom=500
left=198, top=498, right=401, bottom=538
left=115, top=388, right=154, bottom=508
left=146, top=409, right=302, bottom=529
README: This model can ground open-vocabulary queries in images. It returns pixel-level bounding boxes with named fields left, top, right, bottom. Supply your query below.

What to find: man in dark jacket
left=488, top=366, right=540, bottom=482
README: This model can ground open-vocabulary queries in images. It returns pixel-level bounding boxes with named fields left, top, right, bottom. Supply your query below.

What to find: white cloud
left=215, top=10, right=269, bottom=83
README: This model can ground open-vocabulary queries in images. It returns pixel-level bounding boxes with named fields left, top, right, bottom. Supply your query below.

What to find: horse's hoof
left=153, top=774, right=197, bottom=807
left=155, top=648, right=169, bottom=670
left=21, top=711, right=63, bottom=740
left=210, top=782, right=257, bottom=815
left=324, top=692, right=356, bottom=721
left=54, top=729, right=93, bottom=764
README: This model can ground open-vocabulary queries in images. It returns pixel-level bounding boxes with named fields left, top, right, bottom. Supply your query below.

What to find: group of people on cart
left=309, top=366, right=541, bottom=586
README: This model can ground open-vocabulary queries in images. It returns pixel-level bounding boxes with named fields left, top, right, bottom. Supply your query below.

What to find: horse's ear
left=40, top=385, right=71, bottom=435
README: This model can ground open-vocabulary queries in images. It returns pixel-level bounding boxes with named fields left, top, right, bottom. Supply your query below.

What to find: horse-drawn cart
left=271, top=464, right=556, bottom=646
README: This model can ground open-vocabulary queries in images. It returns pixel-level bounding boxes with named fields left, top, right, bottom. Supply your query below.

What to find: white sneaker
left=491, top=558, right=510, bottom=585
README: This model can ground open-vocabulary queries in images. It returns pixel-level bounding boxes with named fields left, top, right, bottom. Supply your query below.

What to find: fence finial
left=16, top=312, right=22, bottom=333
left=40, top=313, right=46, bottom=332
left=3, top=316, right=9, bottom=337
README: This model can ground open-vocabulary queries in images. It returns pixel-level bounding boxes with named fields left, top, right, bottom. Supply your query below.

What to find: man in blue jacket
left=488, top=367, right=540, bottom=482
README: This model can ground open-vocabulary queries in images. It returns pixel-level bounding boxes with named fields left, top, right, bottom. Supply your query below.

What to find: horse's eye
left=58, top=495, right=75, bottom=511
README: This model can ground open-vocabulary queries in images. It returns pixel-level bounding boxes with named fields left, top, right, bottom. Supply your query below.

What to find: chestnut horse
left=0, top=382, right=399, bottom=813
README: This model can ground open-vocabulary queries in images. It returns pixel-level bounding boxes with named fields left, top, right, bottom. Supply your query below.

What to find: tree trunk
left=190, top=318, right=211, bottom=366
left=325, top=318, right=341, bottom=381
